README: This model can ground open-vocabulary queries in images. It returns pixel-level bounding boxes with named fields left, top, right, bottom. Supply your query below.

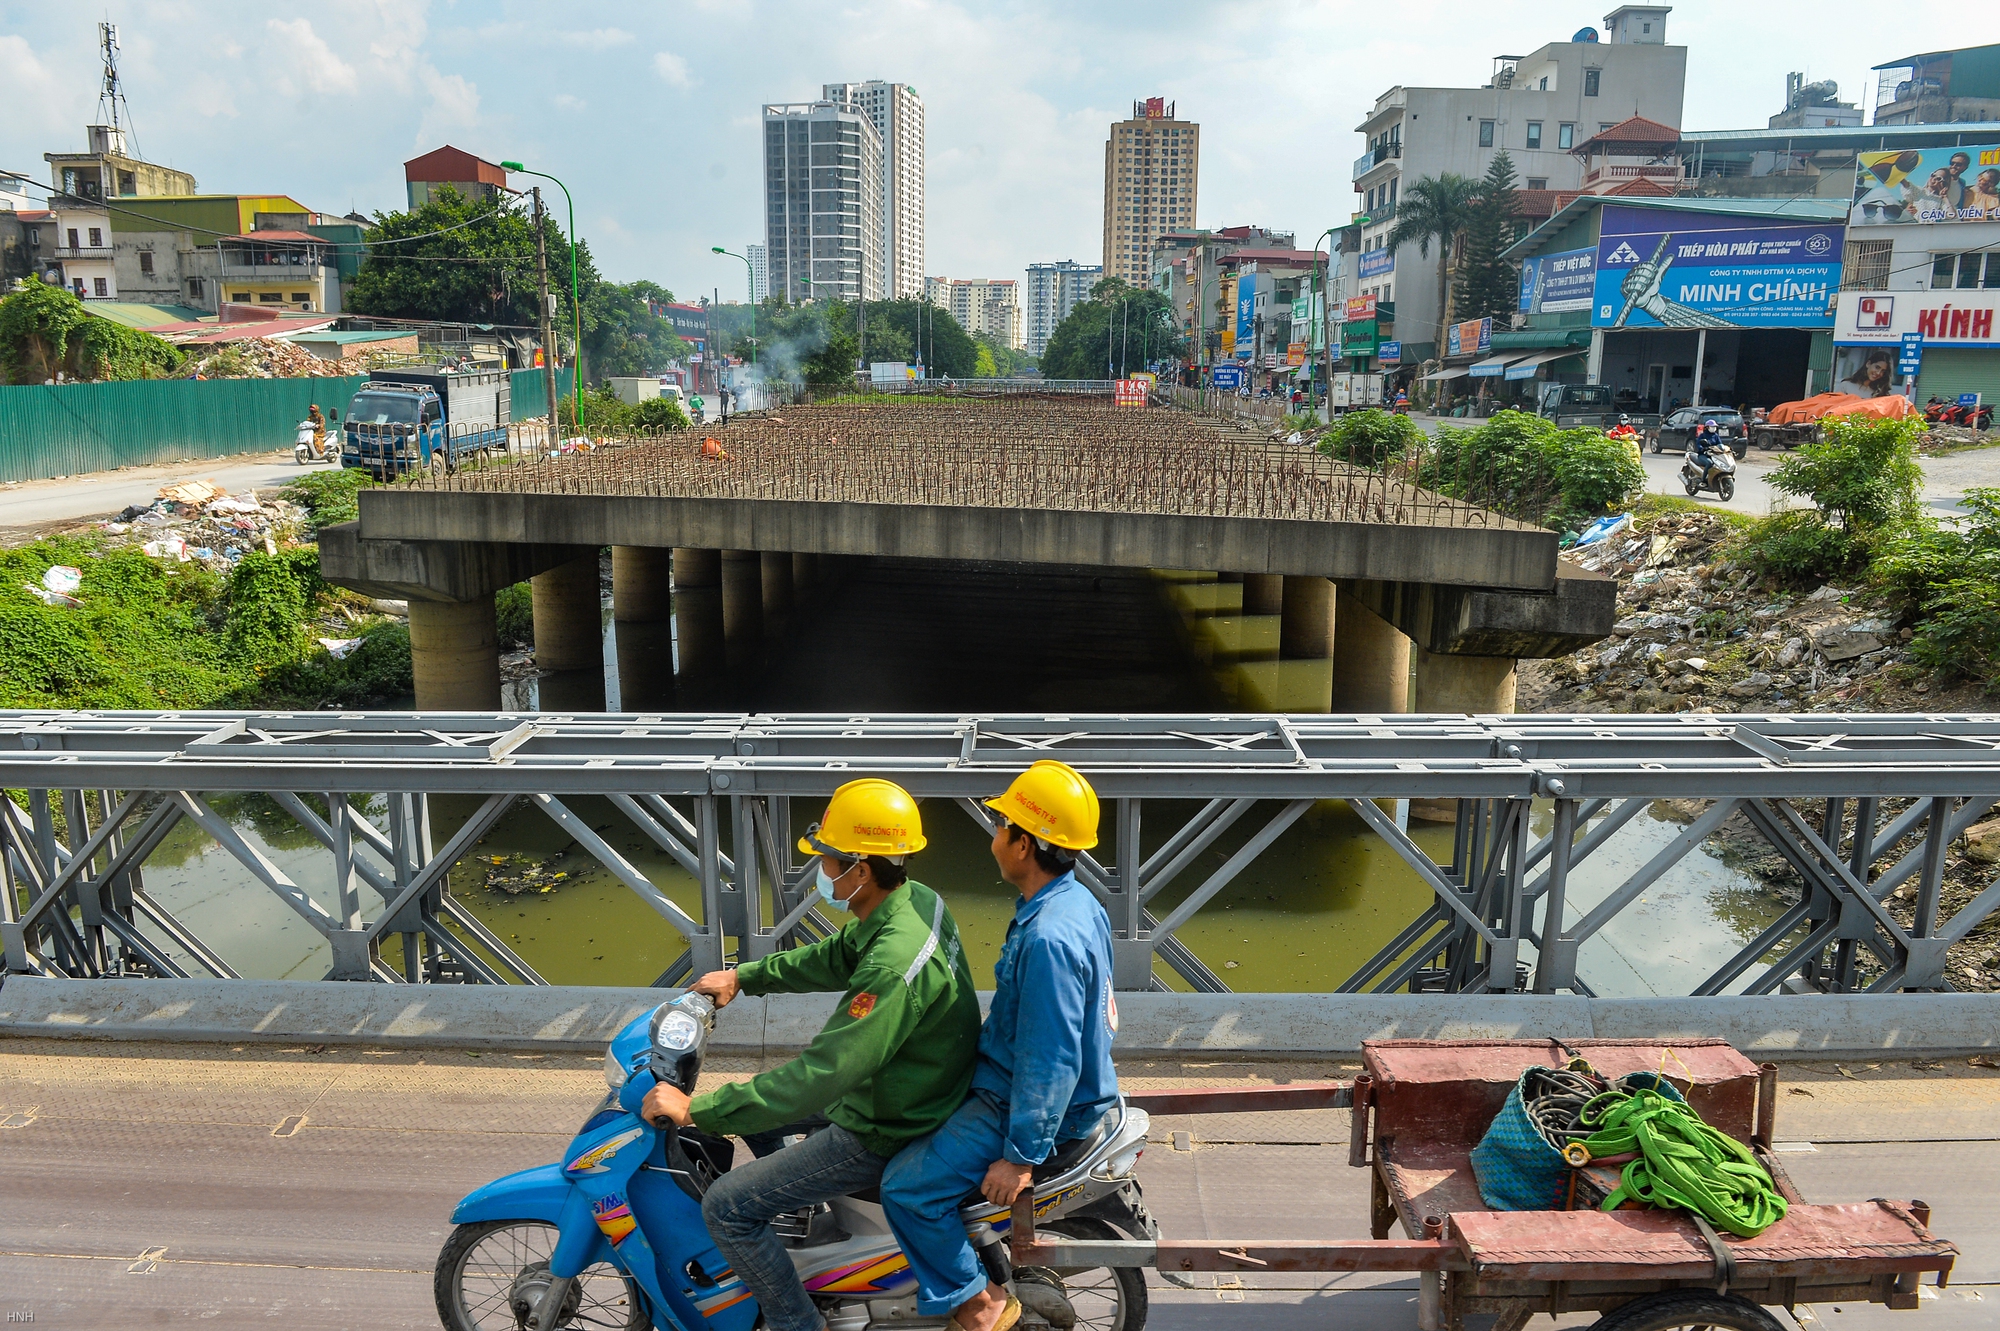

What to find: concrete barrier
left=2, top=978, right=1995, bottom=1059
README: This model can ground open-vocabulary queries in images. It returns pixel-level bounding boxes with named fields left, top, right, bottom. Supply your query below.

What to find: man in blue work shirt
left=880, top=761, right=1118, bottom=1331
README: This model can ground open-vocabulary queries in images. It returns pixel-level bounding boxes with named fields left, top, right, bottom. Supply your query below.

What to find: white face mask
left=815, top=859, right=861, bottom=913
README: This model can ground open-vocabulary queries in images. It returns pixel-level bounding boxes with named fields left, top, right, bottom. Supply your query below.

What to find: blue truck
left=340, top=369, right=511, bottom=479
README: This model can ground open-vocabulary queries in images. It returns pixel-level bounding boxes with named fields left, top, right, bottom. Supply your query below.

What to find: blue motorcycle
left=436, top=992, right=1157, bottom=1331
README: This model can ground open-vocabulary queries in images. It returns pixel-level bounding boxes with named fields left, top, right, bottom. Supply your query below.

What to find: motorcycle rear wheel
left=435, top=1219, right=646, bottom=1331
left=1030, top=1216, right=1148, bottom=1331
left=1683, top=476, right=1700, bottom=497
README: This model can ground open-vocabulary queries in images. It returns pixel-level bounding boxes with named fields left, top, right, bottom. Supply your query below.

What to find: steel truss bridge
left=3, top=712, right=1996, bottom=997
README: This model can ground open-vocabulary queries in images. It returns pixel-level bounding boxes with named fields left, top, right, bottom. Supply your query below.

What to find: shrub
left=1768, top=413, right=1923, bottom=532
left=0, top=281, right=184, bottom=383
left=1874, top=488, right=2000, bottom=683
left=1734, top=508, right=1867, bottom=584
left=629, top=395, right=690, bottom=430
left=222, top=548, right=324, bottom=669
left=1414, top=409, right=1640, bottom=528
left=495, top=581, right=534, bottom=647
left=279, top=469, right=376, bottom=531
left=1551, top=431, right=1646, bottom=522
left=1317, top=408, right=1422, bottom=469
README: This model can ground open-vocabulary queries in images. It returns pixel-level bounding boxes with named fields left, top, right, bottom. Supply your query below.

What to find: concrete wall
left=3, top=978, right=1994, bottom=1061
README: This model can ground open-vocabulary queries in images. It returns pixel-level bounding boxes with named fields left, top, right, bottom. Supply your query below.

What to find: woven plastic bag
left=1469, top=1071, right=1572, bottom=1211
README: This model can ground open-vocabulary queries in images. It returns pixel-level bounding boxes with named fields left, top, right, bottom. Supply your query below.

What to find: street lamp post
left=502, top=161, right=583, bottom=428
left=711, top=247, right=758, bottom=369
left=1315, top=227, right=1339, bottom=419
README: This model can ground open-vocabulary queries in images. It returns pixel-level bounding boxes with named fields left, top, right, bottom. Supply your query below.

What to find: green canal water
left=132, top=558, right=1790, bottom=993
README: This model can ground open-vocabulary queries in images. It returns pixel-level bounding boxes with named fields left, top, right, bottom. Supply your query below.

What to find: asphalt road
left=1, top=1039, right=1992, bottom=1331
left=0, top=450, right=309, bottom=538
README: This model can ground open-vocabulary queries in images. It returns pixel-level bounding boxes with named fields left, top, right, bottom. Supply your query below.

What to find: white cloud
left=556, top=28, right=635, bottom=49
left=654, top=51, right=695, bottom=90
left=416, top=65, right=482, bottom=149
left=266, top=18, right=359, bottom=94
left=554, top=93, right=587, bottom=112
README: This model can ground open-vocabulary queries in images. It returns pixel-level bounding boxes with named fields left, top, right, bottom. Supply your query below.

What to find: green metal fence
left=0, top=377, right=368, bottom=483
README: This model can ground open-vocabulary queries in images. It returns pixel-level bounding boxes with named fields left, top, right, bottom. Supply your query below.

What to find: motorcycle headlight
left=604, top=1046, right=631, bottom=1090
left=655, top=1009, right=701, bottom=1053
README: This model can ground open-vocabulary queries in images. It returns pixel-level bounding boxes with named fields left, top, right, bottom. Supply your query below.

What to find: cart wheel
left=1586, top=1292, right=1789, bottom=1331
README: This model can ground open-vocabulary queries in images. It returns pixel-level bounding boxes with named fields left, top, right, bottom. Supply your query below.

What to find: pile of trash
left=1528, top=508, right=1918, bottom=715
left=181, top=337, right=364, bottom=380
left=97, top=478, right=310, bottom=569
left=1917, top=422, right=1995, bottom=452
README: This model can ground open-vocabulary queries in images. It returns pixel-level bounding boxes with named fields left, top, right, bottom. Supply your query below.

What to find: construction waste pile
left=181, top=337, right=374, bottom=380
left=96, top=478, right=311, bottom=569
left=1526, top=508, right=1917, bottom=716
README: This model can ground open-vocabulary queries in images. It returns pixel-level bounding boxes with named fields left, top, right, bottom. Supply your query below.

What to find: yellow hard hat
left=984, top=760, right=1100, bottom=851
left=798, top=778, right=927, bottom=861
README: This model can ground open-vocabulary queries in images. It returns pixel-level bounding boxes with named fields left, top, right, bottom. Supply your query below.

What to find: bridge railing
left=3, top=713, right=1994, bottom=997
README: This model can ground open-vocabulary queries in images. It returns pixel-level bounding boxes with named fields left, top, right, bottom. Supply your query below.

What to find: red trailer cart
left=1010, top=1038, right=1956, bottom=1331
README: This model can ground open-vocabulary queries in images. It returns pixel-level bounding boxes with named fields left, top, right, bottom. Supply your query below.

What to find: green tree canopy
left=1452, top=152, right=1522, bottom=326
left=1039, top=278, right=1184, bottom=380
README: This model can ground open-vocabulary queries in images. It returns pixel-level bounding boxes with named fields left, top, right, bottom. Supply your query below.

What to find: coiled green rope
left=1576, top=1086, right=1789, bottom=1238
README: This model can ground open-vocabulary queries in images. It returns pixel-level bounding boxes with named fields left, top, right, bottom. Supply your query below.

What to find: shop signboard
left=1445, top=317, right=1491, bottom=358
left=1235, top=273, right=1257, bottom=360
left=1899, top=332, right=1925, bottom=375
left=1345, top=294, right=1377, bottom=323
left=1210, top=364, right=1244, bottom=390
left=1833, top=290, right=2000, bottom=347
left=1340, top=319, right=1379, bottom=357
left=1115, top=379, right=1149, bottom=407
left=1286, top=341, right=1307, bottom=366
left=1851, top=144, right=2000, bottom=225
left=1379, top=340, right=1402, bottom=366
left=1591, top=204, right=1842, bottom=329
left=1358, top=247, right=1395, bottom=279
left=1518, top=247, right=1597, bottom=314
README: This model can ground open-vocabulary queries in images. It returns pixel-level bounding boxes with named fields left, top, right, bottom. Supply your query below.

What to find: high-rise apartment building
left=762, top=99, right=885, bottom=303
left=824, top=81, right=926, bottom=299
left=1024, top=260, right=1102, bottom=356
left=1103, top=98, right=1199, bottom=287
left=745, top=243, right=769, bottom=302
left=925, top=277, right=1022, bottom=348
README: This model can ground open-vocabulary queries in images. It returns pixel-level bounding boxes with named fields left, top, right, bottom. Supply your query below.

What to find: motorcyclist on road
left=881, top=761, right=1119, bottom=1331
left=640, top=779, right=981, bottom=1331
left=307, top=403, right=326, bottom=448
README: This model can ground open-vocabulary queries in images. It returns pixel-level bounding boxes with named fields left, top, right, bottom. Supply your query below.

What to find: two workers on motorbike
left=641, top=761, right=1115, bottom=1331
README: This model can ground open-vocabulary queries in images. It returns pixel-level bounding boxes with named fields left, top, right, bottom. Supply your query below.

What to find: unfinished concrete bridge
left=320, top=397, right=1613, bottom=712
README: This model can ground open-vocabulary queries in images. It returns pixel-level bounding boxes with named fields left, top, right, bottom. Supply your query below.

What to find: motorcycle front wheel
left=435, top=1219, right=646, bottom=1331
left=1717, top=477, right=1735, bottom=501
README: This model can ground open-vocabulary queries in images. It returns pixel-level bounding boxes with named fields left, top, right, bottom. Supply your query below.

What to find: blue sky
left=0, top=2, right=1971, bottom=302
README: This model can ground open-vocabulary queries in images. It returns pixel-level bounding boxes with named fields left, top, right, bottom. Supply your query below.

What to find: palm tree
left=1386, top=173, right=1482, bottom=354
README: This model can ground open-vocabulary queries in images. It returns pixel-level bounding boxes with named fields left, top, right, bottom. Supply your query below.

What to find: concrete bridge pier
left=721, top=550, right=764, bottom=672
left=612, top=547, right=676, bottom=711
left=531, top=553, right=606, bottom=712
left=1241, top=574, right=1284, bottom=617
left=1329, top=594, right=1412, bottom=714
left=792, top=553, right=817, bottom=600
left=408, top=598, right=501, bottom=711
left=673, top=548, right=725, bottom=703
left=761, top=551, right=794, bottom=636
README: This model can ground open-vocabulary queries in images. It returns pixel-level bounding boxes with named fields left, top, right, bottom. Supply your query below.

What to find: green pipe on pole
left=504, top=162, right=583, bottom=429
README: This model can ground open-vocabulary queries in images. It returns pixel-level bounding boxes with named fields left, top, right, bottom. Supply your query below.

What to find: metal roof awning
left=1468, top=356, right=1519, bottom=377
left=1421, top=366, right=1471, bottom=382
left=1503, top=348, right=1585, bottom=380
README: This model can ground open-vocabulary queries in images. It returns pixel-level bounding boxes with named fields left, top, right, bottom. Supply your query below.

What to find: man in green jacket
left=643, top=778, right=979, bottom=1331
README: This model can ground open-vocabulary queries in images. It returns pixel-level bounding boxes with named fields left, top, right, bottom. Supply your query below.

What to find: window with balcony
left=67, top=228, right=79, bottom=249
left=1933, top=252, right=1999, bottom=289
left=1585, top=69, right=1601, bottom=97
left=1526, top=122, right=1543, bottom=150
left=1479, top=120, right=1495, bottom=148
left=88, top=228, right=102, bottom=247
left=1559, top=123, right=1575, bottom=150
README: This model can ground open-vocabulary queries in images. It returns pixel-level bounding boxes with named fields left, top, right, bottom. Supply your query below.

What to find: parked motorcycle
left=436, top=991, right=1157, bottom=1331
left=293, top=419, right=334, bottom=465
left=1681, top=444, right=1737, bottom=501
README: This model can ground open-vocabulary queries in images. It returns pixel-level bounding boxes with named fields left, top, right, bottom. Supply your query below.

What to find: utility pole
left=532, top=187, right=561, bottom=446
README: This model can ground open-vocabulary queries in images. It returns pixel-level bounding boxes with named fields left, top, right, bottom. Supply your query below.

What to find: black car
left=1651, top=407, right=1747, bottom=459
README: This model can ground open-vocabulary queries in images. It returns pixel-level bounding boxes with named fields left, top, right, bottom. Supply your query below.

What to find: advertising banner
left=1832, top=290, right=2000, bottom=348
left=1378, top=340, right=1402, bottom=365
left=1445, top=317, right=1491, bottom=358
left=1358, top=248, right=1395, bottom=279
left=1286, top=342, right=1306, bottom=366
left=1590, top=204, right=1842, bottom=329
left=1235, top=274, right=1257, bottom=361
left=1115, top=379, right=1149, bottom=407
left=1518, top=247, right=1597, bottom=314
left=1831, top=345, right=1908, bottom=398
left=1340, top=319, right=1379, bottom=358
left=1345, top=294, right=1377, bottom=322
left=1851, top=144, right=2000, bottom=225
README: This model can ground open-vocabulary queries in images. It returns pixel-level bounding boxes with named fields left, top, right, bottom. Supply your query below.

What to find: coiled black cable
left=1521, top=1064, right=1610, bottom=1147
